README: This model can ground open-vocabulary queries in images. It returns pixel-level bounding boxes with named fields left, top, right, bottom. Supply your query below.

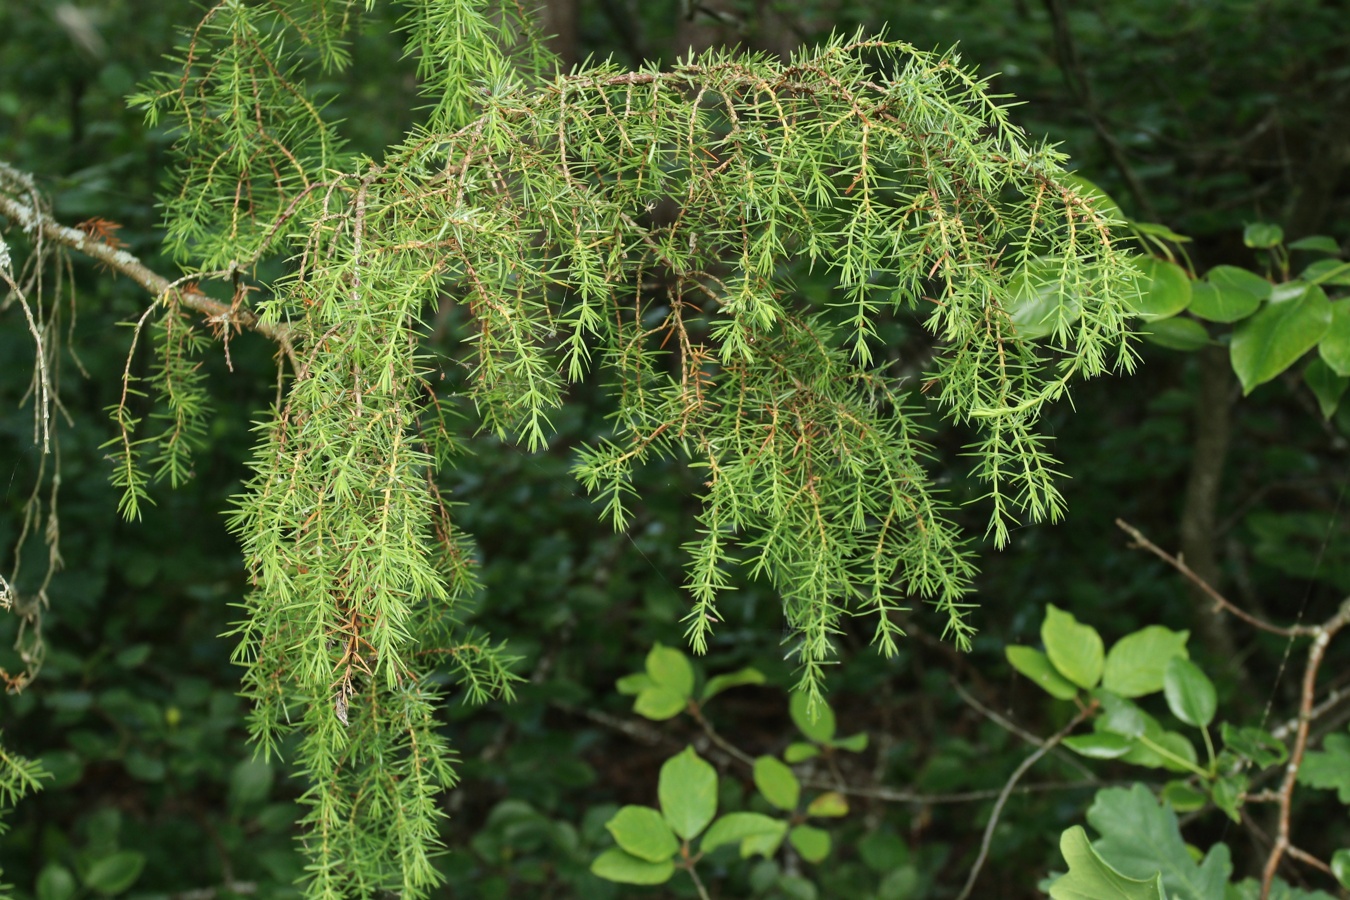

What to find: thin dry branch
left=0, top=174, right=295, bottom=360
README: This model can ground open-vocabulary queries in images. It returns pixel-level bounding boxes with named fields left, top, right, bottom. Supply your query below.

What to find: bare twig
left=0, top=176, right=296, bottom=362
left=953, top=679, right=1098, bottom=781
left=1260, top=597, right=1350, bottom=898
left=1116, top=519, right=1311, bottom=638
left=954, top=704, right=1095, bottom=900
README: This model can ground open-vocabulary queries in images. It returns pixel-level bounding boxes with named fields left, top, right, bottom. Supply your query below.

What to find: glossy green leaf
left=1007, top=258, right=1083, bottom=339
left=1160, top=781, right=1207, bottom=813
left=1135, top=730, right=1199, bottom=774
left=1319, top=301, right=1350, bottom=375
left=830, top=732, right=868, bottom=753
left=1288, top=235, right=1342, bottom=254
left=789, top=691, right=836, bottom=744
left=1221, top=724, right=1287, bottom=768
left=1006, top=645, right=1080, bottom=699
left=1211, top=774, right=1246, bottom=824
left=1302, top=259, right=1350, bottom=286
left=1042, top=605, right=1104, bottom=690
left=645, top=643, right=694, bottom=698
left=1305, top=358, right=1348, bottom=419
left=789, top=824, right=832, bottom=863
left=700, top=666, right=765, bottom=702
left=1127, top=257, right=1191, bottom=321
left=1189, top=266, right=1268, bottom=322
left=1132, top=221, right=1192, bottom=243
left=1094, top=690, right=1147, bottom=739
left=1243, top=222, right=1284, bottom=248
left=1230, top=283, right=1332, bottom=393
left=36, top=864, right=77, bottom=900
left=606, top=806, right=678, bottom=862
left=700, top=812, right=785, bottom=855
left=753, top=755, right=801, bottom=811
left=805, top=791, right=848, bottom=817
left=1085, top=784, right=1232, bottom=898
left=83, top=852, right=146, bottom=896
left=784, top=742, right=820, bottom=763
left=1102, top=626, right=1190, bottom=698
left=590, top=848, right=676, bottom=885
left=1141, top=316, right=1211, bottom=351
left=1332, top=849, right=1350, bottom=890
left=659, top=747, right=718, bottom=839
left=1049, top=826, right=1165, bottom=900
left=1163, top=657, right=1216, bottom=727
left=1063, top=733, right=1134, bottom=759
left=634, top=685, right=687, bottom=720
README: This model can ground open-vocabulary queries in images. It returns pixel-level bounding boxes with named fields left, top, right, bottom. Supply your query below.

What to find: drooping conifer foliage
left=3, top=0, right=1138, bottom=894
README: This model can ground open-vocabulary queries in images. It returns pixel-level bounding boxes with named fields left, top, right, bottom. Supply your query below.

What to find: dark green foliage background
left=2, top=1, right=1348, bottom=897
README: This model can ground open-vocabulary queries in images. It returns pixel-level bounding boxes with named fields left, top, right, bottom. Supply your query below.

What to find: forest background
left=1, top=0, right=1348, bottom=898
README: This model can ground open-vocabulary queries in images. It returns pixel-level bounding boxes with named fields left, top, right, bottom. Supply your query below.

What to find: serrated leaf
left=83, top=852, right=146, bottom=896
left=1084, top=784, right=1232, bottom=900
left=1102, top=626, right=1190, bottom=698
left=1220, top=723, right=1287, bottom=768
left=1244, top=222, right=1284, bottom=248
left=1304, top=358, right=1348, bottom=419
left=700, top=812, right=785, bottom=855
left=1128, top=257, right=1191, bottom=321
left=1049, top=826, right=1165, bottom=900
left=606, top=805, right=678, bottom=862
left=784, top=742, right=820, bottom=763
left=634, top=685, right=687, bottom=720
left=1063, top=733, right=1134, bottom=759
left=1163, top=657, right=1216, bottom=728
left=1042, top=605, right=1104, bottom=690
left=659, top=747, right=718, bottom=839
left=1141, top=316, right=1211, bottom=351
left=1160, top=781, right=1207, bottom=813
left=1296, top=732, right=1350, bottom=802
left=789, top=824, right=832, bottom=863
left=700, top=666, right=765, bottom=702
left=805, top=791, right=848, bottom=817
left=789, top=691, right=836, bottom=743
left=1006, top=645, right=1080, bottom=699
left=616, top=673, right=655, bottom=695
left=754, top=755, right=801, bottom=811
left=1231, top=283, right=1333, bottom=393
left=1210, top=774, right=1246, bottom=824
left=645, top=643, right=694, bottom=698
left=830, top=732, right=868, bottom=753
left=590, top=848, right=675, bottom=885
left=1318, top=301, right=1350, bottom=375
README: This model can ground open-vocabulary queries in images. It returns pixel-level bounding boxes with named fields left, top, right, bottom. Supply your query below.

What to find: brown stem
left=1260, top=598, right=1350, bottom=898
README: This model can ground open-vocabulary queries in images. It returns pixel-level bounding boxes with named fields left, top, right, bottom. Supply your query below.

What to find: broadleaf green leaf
left=83, top=852, right=146, bottom=896
left=700, top=812, right=785, bottom=855
left=1288, top=235, right=1342, bottom=254
left=1230, top=283, right=1333, bottom=393
left=1163, top=657, right=1216, bottom=728
left=1304, top=358, right=1348, bottom=419
left=605, top=805, right=679, bottom=862
left=36, top=864, right=77, bottom=900
left=616, top=673, right=655, bottom=695
left=1007, top=645, right=1080, bottom=699
left=659, top=747, right=718, bottom=839
left=645, top=643, right=694, bottom=698
left=789, top=691, right=836, bottom=743
left=1049, top=826, right=1165, bottom=900
left=1296, top=731, right=1350, bottom=802
left=789, top=824, right=832, bottom=863
left=1042, top=605, right=1104, bottom=690
left=590, top=848, right=676, bottom=885
left=1141, top=317, right=1211, bottom=351
left=1243, top=222, right=1284, bottom=248
left=805, top=791, right=848, bottom=817
left=1102, top=626, right=1190, bottom=698
left=830, top=732, right=868, bottom=753
left=700, top=666, right=765, bottom=702
left=1221, top=723, right=1287, bottom=768
left=1127, top=257, right=1191, bottom=321
left=753, top=755, right=801, bottom=811
left=634, top=685, right=688, bottom=721
left=784, top=742, right=820, bottom=763
left=1063, top=733, right=1134, bottom=759
left=1318, top=301, right=1350, bottom=376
